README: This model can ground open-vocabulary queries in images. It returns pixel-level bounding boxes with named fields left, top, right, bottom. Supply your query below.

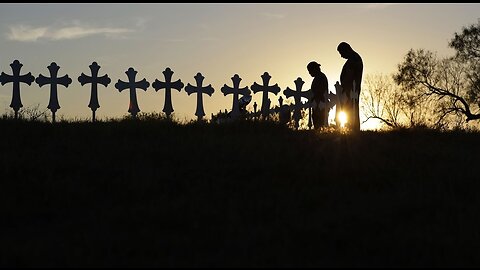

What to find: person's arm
left=353, top=59, right=363, bottom=91
left=341, top=61, right=355, bottom=90
left=320, top=74, right=329, bottom=101
left=311, top=78, right=320, bottom=102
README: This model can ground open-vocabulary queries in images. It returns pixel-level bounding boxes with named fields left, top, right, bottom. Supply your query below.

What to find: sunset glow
left=1, top=3, right=480, bottom=130
left=338, top=111, right=347, bottom=128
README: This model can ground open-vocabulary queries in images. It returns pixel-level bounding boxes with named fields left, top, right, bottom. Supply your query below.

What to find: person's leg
left=335, top=104, right=342, bottom=128
left=319, top=108, right=326, bottom=127
left=355, top=100, right=361, bottom=131
left=312, top=108, right=321, bottom=129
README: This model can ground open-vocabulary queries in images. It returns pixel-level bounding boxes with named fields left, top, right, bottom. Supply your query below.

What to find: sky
left=1, top=3, right=480, bottom=128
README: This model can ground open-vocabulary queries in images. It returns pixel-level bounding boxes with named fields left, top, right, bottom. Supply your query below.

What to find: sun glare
left=338, top=111, right=347, bottom=128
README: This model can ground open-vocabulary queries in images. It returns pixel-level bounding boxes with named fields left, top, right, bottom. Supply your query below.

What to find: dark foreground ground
left=0, top=118, right=479, bottom=267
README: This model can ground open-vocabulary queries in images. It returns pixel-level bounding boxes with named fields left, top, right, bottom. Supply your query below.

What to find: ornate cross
left=185, top=72, right=214, bottom=121
left=35, top=62, right=72, bottom=123
left=333, top=81, right=349, bottom=110
left=114, top=67, right=150, bottom=118
left=323, top=91, right=337, bottom=126
left=221, top=74, right=251, bottom=119
left=78, top=62, right=111, bottom=122
left=283, top=77, right=312, bottom=130
left=152, top=67, right=184, bottom=118
left=311, top=91, right=337, bottom=127
left=333, top=81, right=350, bottom=127
left=251, top=72, right=280, bottom=118
left=0, top=60, right=35, bottom=119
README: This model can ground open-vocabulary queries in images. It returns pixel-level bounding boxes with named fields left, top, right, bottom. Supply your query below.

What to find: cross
left=152, top=67, right=184, bottom=118
left=78, top=62, right=111, bottom=122
left=221, top=74, right=251, bottom=119
left=0, top=60, right=35, bottom=119
left=333, top=81, right=349, bottom=110
left=311, top=91, right=337, bottom=127
left=185, top=72, right=214, bottom=121
left=322, top=91, right=337, bottom=126
left=277, top=96, right=293, bottom=126
left=114, top=67, right=150, bottom=119
left=333, top=81, right=350, bottom=128
left=333, top=81, right=343, bottom=104
left=251, top=72, right=280, bottom=118
left=35, top=62, right=72, bottom=123
left=283, top=77, right=312, bottom=130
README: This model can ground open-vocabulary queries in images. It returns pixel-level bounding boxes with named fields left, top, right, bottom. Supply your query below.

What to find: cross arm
left=250, top=82, right=262, bottom=94
left=221, top=85, right=233, bottom=96
left=184, top=83, right=196, bottom=95
left=115, top=80, right=129, bottom=92
left=203, top=85, right=214, bottom=96
left=0, top=73, right=12, bottom=85
left=58, top=75, right=73, bottom=88
left=137, top=79, right=150, bottom=91
left=35, top=74, right=50, bottom=87
left=97, top=74, right=111, bottom=87
left=268, top=83, right=281, bottom=95
left=22, top=73, right=35, bottom=85
left=152, top=79, right=184, bottom=92
left=283, top=87, right=295, bottom=98
left=78, top=73, right=90, bottom=86
left=239, top=86, right=251, bottom=97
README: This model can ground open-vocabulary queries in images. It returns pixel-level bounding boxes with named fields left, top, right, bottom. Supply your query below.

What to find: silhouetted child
left=307, top=61, right=329, bottom=129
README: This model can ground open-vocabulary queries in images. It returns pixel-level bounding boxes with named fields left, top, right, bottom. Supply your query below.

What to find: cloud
left=7, top=25, right=48, bottom=42
left=6, top=24, right=133, bottom=42
left=133, top=17, right=149, bottom=31
left=134, top=17, right=148, bottom=28
left=49, top=26, right=132, bottom=40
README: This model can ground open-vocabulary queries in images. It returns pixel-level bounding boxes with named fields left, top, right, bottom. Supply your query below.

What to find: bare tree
left=394, top=18, right=480, bottom=127
left=361, top=74, right=403, bottom=129
left=3, top=103, right=48, bottom=121
left=20, top=103, right=49, bottom=121
left=394, top=49, right=479, bottom=129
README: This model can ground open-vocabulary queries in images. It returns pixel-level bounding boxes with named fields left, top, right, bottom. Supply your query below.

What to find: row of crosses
left=0, top=60, right=359, bottom=126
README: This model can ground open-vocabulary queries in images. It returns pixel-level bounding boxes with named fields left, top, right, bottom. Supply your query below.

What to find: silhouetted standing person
left=337, top=42, right=363, bottom=131
left=307, top=61, right=329, bottom=129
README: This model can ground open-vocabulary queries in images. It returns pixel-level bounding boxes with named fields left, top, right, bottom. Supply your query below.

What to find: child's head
left=307, top=61, right=321, bottom=77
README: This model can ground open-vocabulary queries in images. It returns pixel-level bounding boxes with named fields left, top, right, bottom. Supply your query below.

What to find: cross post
left=251, top=72, right=280, bottom=118
left=152, top=67, right=184, bottom=118
left=114, top=67, right=150, bottom=119
left=35, top=62, right=72, bottom=123
left=78, top=62, right=111, bottom=122
left=184, top=72, right=214, bottom=121
left=0, top=60, right=35, bottom=119
left=221, top=74, right=251, bottom=119
left=283, top=77, right=312, bottom=130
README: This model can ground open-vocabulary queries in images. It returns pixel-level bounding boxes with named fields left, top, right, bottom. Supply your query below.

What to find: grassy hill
left=1, top=118, right=479, bottom=267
